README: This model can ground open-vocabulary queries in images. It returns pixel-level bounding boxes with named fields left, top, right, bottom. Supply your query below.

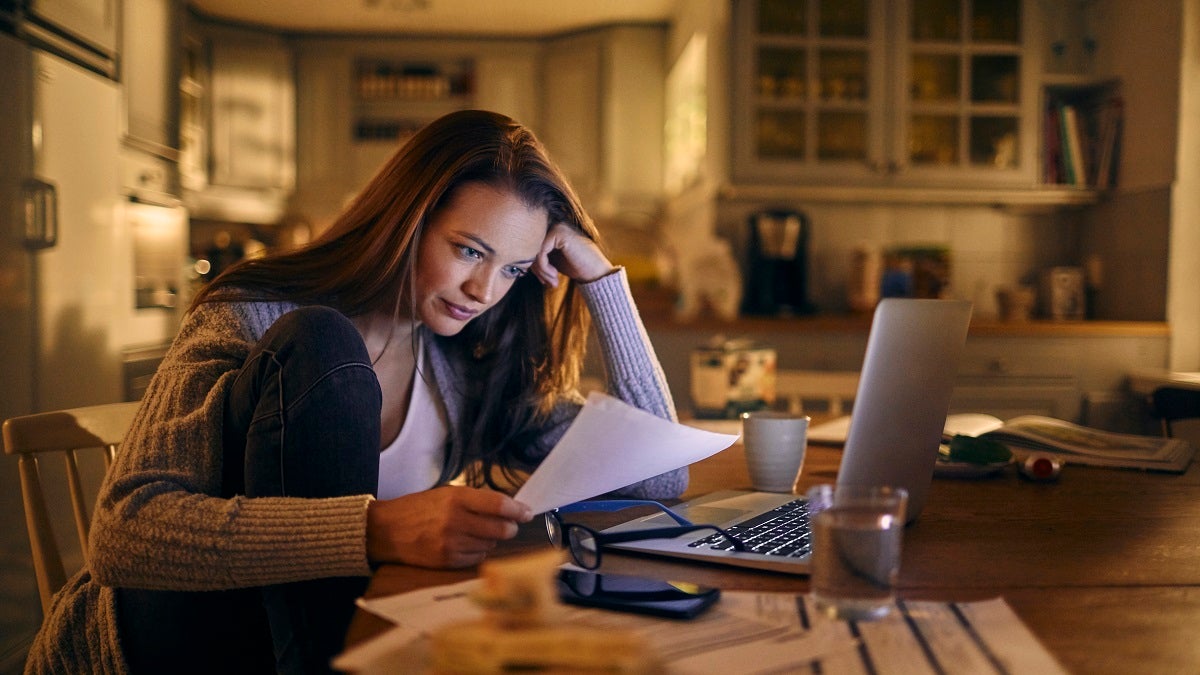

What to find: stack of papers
left=337, top=580, right=1067, bottom=674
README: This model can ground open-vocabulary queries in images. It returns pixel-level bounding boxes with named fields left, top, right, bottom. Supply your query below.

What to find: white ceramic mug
left=740, top=411, right=810, bottom=493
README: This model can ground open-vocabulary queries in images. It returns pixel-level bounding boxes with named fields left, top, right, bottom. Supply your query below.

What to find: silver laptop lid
left=836, top=298, right=972, bottom=523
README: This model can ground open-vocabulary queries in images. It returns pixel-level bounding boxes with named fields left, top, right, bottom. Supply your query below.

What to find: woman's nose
left=463, top=271, right=495, bottom=304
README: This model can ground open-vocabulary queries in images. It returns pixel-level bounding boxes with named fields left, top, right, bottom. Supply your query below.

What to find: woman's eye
left=505, top=266, right=529, bottom=279
left=457, top=245, right=483, bottom=260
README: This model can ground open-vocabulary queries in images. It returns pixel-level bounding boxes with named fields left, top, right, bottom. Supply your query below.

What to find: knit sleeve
left=579, top=268, right=677, bottom=421
left=529, top=268, right=688, bottom=500
left=87, top=302, right=373, bottom=591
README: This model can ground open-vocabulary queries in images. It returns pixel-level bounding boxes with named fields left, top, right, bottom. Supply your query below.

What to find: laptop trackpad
left=673, top=506, right=747, bottom=526
left=622, top=505, right=747, bottom=529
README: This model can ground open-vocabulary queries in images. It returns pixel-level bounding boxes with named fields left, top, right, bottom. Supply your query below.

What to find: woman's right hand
left=365, top=486, right=534, bottom=568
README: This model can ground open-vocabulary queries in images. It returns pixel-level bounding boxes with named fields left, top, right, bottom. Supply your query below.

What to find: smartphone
left=556, top=569, right=720, bottom=620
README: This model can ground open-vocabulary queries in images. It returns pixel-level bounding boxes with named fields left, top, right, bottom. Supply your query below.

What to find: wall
left=717, top=201, right=1079, bottom=319
left=1083, top=188, right=1171, bottom=321
left=1088, top=0, right=1200, bottom=366
left=1169, top=0, right=1200, bottom=369
left=1076, top=0, right=1183, bottom=327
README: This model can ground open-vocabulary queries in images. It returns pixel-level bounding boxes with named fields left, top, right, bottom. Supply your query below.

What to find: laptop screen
left=836, top=298, right=973, bottom=522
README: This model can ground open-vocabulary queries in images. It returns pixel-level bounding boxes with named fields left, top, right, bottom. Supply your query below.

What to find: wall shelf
left=718, top=182, right=1101, bottom=208
left=351, top=57, right=475, bottom=143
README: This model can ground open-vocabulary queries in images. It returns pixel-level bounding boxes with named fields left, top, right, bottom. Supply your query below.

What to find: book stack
left=1044, top=94, right=1124, bottom=189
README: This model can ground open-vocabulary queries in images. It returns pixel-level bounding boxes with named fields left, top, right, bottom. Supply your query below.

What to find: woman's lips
left=441, top=299, right=477, bottom=321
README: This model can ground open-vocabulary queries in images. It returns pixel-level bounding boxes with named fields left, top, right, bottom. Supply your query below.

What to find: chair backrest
left=2, top=401, right=140, bottom=614
left=1151, top=386, right=1200, bottom=438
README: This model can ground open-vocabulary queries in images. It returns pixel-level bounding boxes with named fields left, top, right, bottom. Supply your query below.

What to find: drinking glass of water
left=805, top=484, right=908, bottom=621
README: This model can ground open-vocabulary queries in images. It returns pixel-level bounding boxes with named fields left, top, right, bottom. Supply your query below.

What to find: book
left=1043, top=104, right=1063, bottom=184
left=1060, top=104, right=1088, bottom=187
left=1093, top=95, right=1124, bottom=190
left=809, top=413, right=1195, bottom=473
left=1043, top=91, right=1124, bottom=190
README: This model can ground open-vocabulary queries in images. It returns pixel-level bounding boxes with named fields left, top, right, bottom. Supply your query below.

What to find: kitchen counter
left=641, top=312, right=1170, bottom=338
left=629, top=286, right=1168, bottom=338
left=610, top=291, right=1172, bottom=430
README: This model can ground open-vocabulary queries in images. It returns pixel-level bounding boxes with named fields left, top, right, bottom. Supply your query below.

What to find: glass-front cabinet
left=732, top=0, right=1036, bottom=188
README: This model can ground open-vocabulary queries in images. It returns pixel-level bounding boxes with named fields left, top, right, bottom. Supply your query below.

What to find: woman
left=26, top=110, right=685, bottom=674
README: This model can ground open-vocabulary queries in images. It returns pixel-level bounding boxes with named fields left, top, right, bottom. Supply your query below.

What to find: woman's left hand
left=532, top=222, right=617, bottom=288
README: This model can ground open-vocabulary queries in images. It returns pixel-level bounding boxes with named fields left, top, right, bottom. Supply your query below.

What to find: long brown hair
left=193, top=109, right=597, bottom=490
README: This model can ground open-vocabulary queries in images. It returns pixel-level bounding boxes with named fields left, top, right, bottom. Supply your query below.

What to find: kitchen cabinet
left=121, top=0, right=183, bottom=159
left=24, top=0, right=118, bottom=75
left=950, top=338, right=1082, bottom=421
left=178, top=29, right=206, bottom=193
left=540, top=25, right=665, bottom=216
left=292, top=36, right=540, bottom=226
left=180, top=19, right=295, bottom=223
left=622, top=315, right=1169, bottom=431
left=731, top=0, right=1039, bottom=191
left=207, top=38, right=294, bottom=192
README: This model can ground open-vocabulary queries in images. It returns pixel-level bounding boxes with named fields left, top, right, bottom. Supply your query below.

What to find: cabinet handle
left=21, top=178, right=58, bottom=250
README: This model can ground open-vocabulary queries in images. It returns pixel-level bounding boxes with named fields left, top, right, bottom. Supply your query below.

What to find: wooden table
left=346, top=442, right=1200, bottom=673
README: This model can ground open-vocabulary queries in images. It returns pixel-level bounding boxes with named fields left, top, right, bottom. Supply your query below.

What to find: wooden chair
left=1151, top=386, right=1200, bottom=438
left=2, top=401, right=140, bottom=613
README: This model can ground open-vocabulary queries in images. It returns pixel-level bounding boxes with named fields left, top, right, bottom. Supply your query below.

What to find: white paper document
left=512, top=391, right=739, bottom=513
left=339, top=581, right=1067, bottom=674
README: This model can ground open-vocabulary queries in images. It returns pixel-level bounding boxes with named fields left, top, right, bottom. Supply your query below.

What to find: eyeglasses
left=544, top=499, right=693, bottom=548
left=544, top=499, right=746, bottom=570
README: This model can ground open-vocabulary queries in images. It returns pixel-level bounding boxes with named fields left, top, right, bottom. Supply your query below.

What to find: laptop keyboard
left=687, top=499, right=812, bottom=558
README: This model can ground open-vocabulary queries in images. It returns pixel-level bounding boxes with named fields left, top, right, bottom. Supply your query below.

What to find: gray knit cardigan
left=23, top=269, right=685, bottom=674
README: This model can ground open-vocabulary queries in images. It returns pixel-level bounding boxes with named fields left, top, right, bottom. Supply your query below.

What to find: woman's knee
left=226, top=306, right=380, bottom=443
left=261, top=306, right=370, bottom=367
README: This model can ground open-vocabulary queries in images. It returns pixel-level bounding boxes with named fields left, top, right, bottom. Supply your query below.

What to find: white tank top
left=376, top=334, right=449, bottom=500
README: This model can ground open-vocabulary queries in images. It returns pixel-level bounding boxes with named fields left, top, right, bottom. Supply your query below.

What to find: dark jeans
left=118, top=306, right=382, bottom=675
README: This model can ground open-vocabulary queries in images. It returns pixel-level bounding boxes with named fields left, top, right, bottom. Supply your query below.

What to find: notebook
left=600, top=298, right=973, bottom=575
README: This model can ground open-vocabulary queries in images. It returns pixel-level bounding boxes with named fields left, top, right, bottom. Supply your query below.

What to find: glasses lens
left=544, top=512, right=564, bottom=547
left=566, top=570, right=598, bottom=597
left=567, top=526, right=601, bottom=569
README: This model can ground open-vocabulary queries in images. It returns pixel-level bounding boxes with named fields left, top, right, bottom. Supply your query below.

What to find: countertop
left=642, top=312, right=1170, bottom=338
left=631, top=288, right=1169, bottom=338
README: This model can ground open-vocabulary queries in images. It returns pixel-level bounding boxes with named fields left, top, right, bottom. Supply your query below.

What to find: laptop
left=600, top=298, right=973, bottom=575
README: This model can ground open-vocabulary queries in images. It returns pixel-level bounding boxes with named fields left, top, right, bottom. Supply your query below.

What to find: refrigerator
left=0, top=29, right=187, bottom=670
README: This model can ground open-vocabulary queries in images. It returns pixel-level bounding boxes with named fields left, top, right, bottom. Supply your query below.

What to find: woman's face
left=414, top=182, right=548, bottom=336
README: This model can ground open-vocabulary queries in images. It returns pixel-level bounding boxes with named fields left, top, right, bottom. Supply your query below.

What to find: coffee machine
left=741, top=209, right=815, bottom=316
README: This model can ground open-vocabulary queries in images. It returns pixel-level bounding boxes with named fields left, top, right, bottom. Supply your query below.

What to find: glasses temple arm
left=555, top=500, right=693, bottom=526
left=596, top=525, right=747, bottom=551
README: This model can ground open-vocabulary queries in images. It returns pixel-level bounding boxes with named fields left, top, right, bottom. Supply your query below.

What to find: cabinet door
left=540, top=33, right=603, bottom=202
left=731, top=0, right=1038, bottom=188
left=892, top=0, right=1037, bottom=185
left=475, top=54, right=539, bottom=130
left=293, top=50, right=353, bottom=222
left=121, top=0, right=181, bottom=155
left=208, top=40, right=295, bottom=191
left=732, top=0, right=887, bottom=183
left=28, top=0, right=118, bottom=55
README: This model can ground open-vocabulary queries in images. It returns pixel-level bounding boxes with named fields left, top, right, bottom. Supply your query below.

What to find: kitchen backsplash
left=709, top=201, right=1081, bottom=320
